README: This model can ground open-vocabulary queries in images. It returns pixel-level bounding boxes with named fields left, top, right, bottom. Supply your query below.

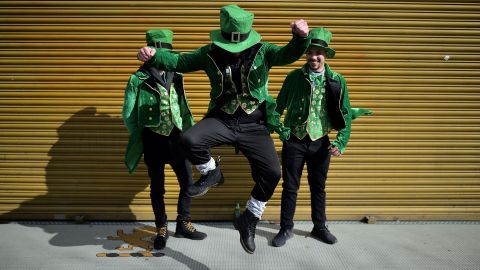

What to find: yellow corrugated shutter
left=0, top=1, right=479, bottom=221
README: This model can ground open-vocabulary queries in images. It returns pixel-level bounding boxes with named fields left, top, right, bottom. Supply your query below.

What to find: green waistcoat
left=292, top=72, right=331, bottom=140
left=149, top=82, right=182, bottom=136
left=220, top=65, right=260, bottom=114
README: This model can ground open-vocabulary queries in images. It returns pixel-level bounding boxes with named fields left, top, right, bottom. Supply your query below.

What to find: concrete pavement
left=1, top=221, right=479, bottom=270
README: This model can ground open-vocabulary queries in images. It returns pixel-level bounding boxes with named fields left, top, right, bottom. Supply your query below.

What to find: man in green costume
left=123, top=29, right=206, bottom=250
left=272, top=27, right=372, bottom=247
left=137, top=5, right=310, bottom=254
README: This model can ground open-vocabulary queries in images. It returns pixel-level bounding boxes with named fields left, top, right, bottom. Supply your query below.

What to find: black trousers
left=142, top=128, right=192, bottom=227
left=280, top=135, right=331, bottom=229
left=181, top=115, right=281, bottom=202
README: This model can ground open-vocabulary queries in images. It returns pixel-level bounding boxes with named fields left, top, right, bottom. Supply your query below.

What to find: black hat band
left=221, top=31, right=250, bottom=43
left=311, top=39, right=328, bottom=47
left=148, top=42, right=173, bottom=49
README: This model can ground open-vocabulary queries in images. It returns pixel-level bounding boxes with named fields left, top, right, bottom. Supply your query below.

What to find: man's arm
left=330, top=75, right=352, bottom=156
left=137, top=46, right=208, bottom=73
left=122, top=75, right=140, bottom=134
left=275, top=73, right=291, bottom=117
left=265, top=19, right=310, bottom=67
left=272, top=73, right=295, bottom=141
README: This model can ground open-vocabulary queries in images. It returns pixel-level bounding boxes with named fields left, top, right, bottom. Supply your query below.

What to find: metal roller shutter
left=0, top=1, right=479, bottom=221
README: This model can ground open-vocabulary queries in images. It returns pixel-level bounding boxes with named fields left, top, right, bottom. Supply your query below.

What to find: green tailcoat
left=122, top=68, right=194, bottom=174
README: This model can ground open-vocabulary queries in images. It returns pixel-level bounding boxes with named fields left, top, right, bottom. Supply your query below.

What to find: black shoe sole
left=272, top=239, right=286, bottom=247
left=187, top=187, right=210, bottom=198
left=174, top=232, right=188, bottom=238
left=310, top=233, right=338, bottom=245
left=174, top=232, right=207, bottom=240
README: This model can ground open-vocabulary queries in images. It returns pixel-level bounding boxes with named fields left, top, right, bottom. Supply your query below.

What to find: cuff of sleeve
left=330, top=141, right=345, bottom=154
left=279, top=129, right=291, bottom=142
left=292, top=31, right=310, bottom=39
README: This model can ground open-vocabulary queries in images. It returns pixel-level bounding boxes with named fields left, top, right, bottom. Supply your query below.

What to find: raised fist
left=290, top=19, right=309, bottom=37
left=137, top=47, right=156, bottom=62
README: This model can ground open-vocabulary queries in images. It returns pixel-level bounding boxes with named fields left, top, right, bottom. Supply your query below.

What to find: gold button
left=149, top=107, right=153, bottom=111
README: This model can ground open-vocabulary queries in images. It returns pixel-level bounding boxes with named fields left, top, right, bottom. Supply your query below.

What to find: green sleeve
left=122, top=75, right=140, bottom=134
left=265, top=34, right=310, bottom=67
left=147, top=46, right=209, bottom=73
left=273, top=74, right=294, bottom=141
left=331, top=76, right=352, bottom=154
left=275, top=74, right=290, bottom=116
left=265, top=95, right=290, bottom=140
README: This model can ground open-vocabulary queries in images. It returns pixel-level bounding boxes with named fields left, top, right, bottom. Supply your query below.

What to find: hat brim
left=309, top=43, right=336, bottom=58
left=210, top=29, right=262, bottom=53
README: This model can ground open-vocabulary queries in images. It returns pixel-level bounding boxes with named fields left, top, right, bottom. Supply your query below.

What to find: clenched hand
left=290, top=19, right=309, bottom=37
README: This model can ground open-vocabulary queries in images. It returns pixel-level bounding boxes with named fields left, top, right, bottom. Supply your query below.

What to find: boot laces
left=183, top=220, right=197, bottom=232
left=198, top=174, right=210, bottom=186
left=197, top=157, right=221, bottom=187
left=247, top=218, right=258, bottom=237
left=156, top=225, right=167, bottom=237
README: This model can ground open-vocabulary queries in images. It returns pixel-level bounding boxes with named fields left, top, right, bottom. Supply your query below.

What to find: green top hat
left=309, top=27, right=335, bottom=58
left=209, top=5, right=262, bottom=53
left=146, top=29, right=173, bottom=50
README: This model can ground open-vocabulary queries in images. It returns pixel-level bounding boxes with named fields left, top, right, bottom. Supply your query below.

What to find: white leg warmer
left=246, top=196, right=267, bottom=219
left=195, top=157, right=216, bottom=175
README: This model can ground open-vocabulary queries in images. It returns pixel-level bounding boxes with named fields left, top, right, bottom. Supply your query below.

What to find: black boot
left=187, top=159, right=224, bottom=198
left=234, top=209, right=259, bottom=254
left=272, top=227, right=294, bottom=247
left=153, top=221, right=168, bottom=250
left=311, top=225, right=337, bottom=244
left=175, top=215, right=207, bottom=240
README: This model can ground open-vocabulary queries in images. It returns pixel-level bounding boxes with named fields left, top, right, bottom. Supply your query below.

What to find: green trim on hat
left=309, top=27, right=335, bottom=58
left=146, top=29, right=173, bottom=49
left=209, top=5, right=262, bottom=53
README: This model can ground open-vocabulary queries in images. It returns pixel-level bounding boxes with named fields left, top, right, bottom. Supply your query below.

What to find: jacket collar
left=140, top=65, right=175, bottom=90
